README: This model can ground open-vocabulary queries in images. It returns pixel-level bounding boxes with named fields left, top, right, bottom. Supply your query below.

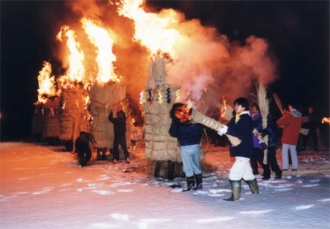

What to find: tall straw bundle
left=256, top=83, right=269, bottom=164
left=190, top=109, right=241, bottom=146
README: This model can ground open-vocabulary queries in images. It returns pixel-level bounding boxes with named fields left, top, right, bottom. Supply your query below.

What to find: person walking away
left=75, top=131, right=97, bottom=167
left=217, top=97, right=259, bottom=201
left=277, top=102, right=303, bottom=171
left=108, top=110, right=130, bottom=164
left=301, top=106, right=319, bottom=151
left=250, top=103, right=270, bottom=178
left=260, top=113, right=282, bottom=179
left=169, top=103, right=204, bottom=192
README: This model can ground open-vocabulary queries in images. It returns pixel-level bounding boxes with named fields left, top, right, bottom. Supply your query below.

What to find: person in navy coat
left=217, top=97, right=259, bottom=201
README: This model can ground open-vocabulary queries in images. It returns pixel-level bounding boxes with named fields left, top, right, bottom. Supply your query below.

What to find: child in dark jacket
left=169, top=103, right=204, bottom=192
left=75, top=131, right=97, bottom=167
left=217, top=97, right=259, bottom=201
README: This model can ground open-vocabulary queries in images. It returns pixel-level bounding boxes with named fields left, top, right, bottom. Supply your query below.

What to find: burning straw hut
left=88, top=82, right=130, bottom=160
left=58, top=83, right=91, bottom=152
left=142, top=55, right=183, bottom=179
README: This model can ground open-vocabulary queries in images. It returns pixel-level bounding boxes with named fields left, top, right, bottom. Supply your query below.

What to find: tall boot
left=194, top=174, right=203, bottom=190
left=275, top=170, right=282, bottom=179
left=246, top=178, right=259, bottom=194
left=262, top=168, right=271, bottom=180
left=223, top=180, right=241, bottom=201
left=182, top=176, right=195, bottom=192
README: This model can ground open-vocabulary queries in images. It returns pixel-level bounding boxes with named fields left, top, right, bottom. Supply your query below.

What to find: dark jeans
left=302, top=129, right=318, bottom=149
left=250, top=148, right=270, bottom=174
left=266, top=146, right=281, bottom=172
left=113, top=134, right=129, bottom=160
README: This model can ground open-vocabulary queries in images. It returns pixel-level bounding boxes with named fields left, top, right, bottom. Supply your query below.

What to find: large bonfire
left=33, top=0, right=278, bottom=178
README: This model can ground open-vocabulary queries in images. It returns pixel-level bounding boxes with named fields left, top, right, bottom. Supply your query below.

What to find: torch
left=190, top=109, right=241, bottom=146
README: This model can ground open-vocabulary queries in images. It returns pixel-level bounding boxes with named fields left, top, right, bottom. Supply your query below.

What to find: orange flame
left=117, top=0, right=186, bottom=57
left=37, top=61, right=57, bottom=104
left=81, top=18, right=120, bottom=83
left=321, top=117, right=330, bottom=124
left=220, top=96, right=227, bottom=118
left=56, top=26, right=86, bottom=87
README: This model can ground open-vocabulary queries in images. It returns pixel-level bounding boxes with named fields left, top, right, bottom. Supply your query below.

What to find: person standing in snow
left=250, top=103, right=270, bottom=177
left=277, top=102, right=303, bottom=171
left=260, top=113, right=282, bottom=179
left=217, top=97, right=259, bottom=201
left=75, top=131, right=97, bottom=167
left=108, top=110, right=130, bottom=164
left=169, top=103, right=204, bottom=192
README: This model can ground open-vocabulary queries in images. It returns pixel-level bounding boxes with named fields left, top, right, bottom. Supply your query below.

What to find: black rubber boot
left=275, top=170, right=282, bottom=179
left=223, top=180, right=241, bottom=201
left=182, top=176, right=195, bottom=192
left=194, top=174, right=203, bottom=190
left=246, top=178, right=259, bottom=194
left=262, top=170, right=271, bottom=180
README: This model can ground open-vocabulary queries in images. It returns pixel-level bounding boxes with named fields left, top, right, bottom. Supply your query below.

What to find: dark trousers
left=75, top=141, right=92, bottom=165
left=266, top=146, right=281, bottom=172
left=250, top=148, right=270, bottom=174
left=302, top=129, right=318, bottom=149
left=113, top=134, right=129, bottom=160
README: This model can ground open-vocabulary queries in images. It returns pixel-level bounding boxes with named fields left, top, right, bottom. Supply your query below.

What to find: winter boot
left=262, top=170, right=271, bottom=180
left=275, top=170, right=282, bottom=179
left=246, top=178, right=259, bottom=194
left=223, top=180, right=241, bottom=201
left=182, top=176, right=195, bottom=192
left=194, top=174, right=203, bottom=190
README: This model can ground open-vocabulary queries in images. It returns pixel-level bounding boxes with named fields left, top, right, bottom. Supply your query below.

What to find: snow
left=1, top=142, right=329, bottom=229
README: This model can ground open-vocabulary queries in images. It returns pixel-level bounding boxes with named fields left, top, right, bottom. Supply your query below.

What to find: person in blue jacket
left=217, top=97, right=259, bottom=201
left=169, top=103, right=204, bottom=192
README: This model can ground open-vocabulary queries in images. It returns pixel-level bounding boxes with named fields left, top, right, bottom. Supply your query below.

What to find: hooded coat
left=277, top=110, right=303, bottom=145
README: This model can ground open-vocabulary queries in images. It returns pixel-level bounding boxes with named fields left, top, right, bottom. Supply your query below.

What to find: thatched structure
left=59, top=85, right=91, bottom=152
left=88, top=82, right=130, bottom=160
left=142, top=55, right=183, bottom=179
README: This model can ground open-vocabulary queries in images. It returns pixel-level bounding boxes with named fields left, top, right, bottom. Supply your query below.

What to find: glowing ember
left=56, top=26, right=85, bottom=86
left=81, top=18, right=120, bottom=83
left=220, top=96, right=227, bottom=117
left=117, top=0, right=187, bottom=57
left=321, top=117, right=330, bottom=124
left=37, top=61, right=57, bottom=104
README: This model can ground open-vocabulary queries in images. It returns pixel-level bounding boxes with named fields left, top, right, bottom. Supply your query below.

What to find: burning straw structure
left=59, top=84, right=91, bottom=152
left=142, top=55, right=182, bottom=179
left=88, top=82, right=130, bottom=160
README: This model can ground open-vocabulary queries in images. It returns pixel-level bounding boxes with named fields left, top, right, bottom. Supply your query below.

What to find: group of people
left=75, top=109, right=131, bottom=167
left=169, top=97, right=314, bottom=201
left=74, top=96, right=317, bottom=202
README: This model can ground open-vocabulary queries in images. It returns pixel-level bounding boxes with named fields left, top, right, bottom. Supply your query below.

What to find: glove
left=217, top=125, right=228, bottom=136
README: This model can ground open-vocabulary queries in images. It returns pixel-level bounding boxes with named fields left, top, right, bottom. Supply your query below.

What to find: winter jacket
left=108, top=111, right=127, bottom=135
left=277, top=110, right=302, bottom=145
left=226, top=111, right=254, bottom=158
left=169, top=121, right=203, bottom=146
left=251, top=112, right=262, bottom=148
left=261, top=115, right=279, bottom=147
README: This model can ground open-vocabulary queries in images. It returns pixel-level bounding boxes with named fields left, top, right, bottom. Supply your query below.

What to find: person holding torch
left=217, top=97, right=259, bottom=201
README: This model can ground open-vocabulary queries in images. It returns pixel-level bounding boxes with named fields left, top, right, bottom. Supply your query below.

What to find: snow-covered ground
left=1, top=142, right=329, bottom=229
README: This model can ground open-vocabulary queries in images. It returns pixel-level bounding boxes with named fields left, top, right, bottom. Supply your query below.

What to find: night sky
left=1, top=0, right=329, bottom=141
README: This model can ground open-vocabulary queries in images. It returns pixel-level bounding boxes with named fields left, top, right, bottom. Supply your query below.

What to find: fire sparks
left=321, top=117, right=330, bottom=124
left=37, top=61, right=57, bottom=104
